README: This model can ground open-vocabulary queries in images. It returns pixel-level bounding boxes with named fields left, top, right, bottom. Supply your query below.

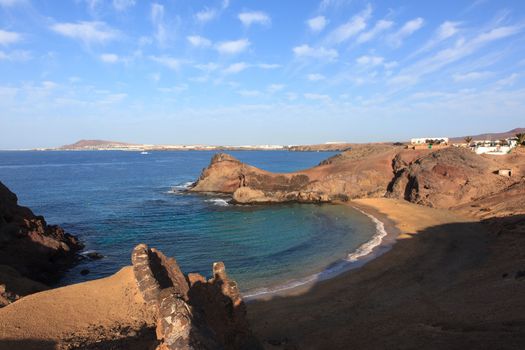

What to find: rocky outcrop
left=190, top=145, right=404, bottom=203
left=190, top=146, right=525, bottom=209
left=386, top=147, right=516, bottom=208
left=131, top=244, right=259, bottom=350
left=0, top=181, right=83, bottom=306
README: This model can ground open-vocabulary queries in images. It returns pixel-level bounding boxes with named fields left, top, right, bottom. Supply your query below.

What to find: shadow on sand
left=247, top=214, right=525, bottom=350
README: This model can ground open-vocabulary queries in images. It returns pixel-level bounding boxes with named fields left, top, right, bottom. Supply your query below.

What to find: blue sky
left=0, top=0, right=524, bottom=148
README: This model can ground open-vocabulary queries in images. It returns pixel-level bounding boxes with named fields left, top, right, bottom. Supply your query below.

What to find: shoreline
left=243, top=201, right=401, bottom=300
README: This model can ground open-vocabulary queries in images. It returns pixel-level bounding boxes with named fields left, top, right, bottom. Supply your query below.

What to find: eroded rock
left=131, top=244, right=259, bottom=350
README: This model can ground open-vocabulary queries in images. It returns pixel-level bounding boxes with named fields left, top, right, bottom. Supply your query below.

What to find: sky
left=0, top=0, right=524, bottom=148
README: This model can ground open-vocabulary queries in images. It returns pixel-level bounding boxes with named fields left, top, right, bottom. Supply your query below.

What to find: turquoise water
left=0, top=151, right=377, bottom=293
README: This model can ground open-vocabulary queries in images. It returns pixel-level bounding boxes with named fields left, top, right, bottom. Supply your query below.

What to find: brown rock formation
left=0, top=181, right=83, bottom=306
left=190, top=145, right=405, bottom=203
left=131, top=244, right=259, bottom=350
left=190, top=145, right=525, bottom=209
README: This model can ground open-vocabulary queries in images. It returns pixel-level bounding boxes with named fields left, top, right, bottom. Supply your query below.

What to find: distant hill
left=450, top=128, right=525, bottom=143
left=58, top=139, right=138, bottom=150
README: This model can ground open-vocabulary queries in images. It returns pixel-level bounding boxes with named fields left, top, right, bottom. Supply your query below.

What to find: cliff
left=0, top=181, right=83, bottom=306
left=190, top=146, right=525, bottom=209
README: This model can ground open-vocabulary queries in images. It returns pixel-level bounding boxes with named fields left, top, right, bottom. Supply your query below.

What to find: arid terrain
left=1, top=142, right=524, bottom=349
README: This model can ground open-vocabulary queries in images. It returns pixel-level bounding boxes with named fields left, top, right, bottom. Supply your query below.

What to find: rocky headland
left=190, top=145, right=525, bottom=210
left=0, top=181, right=83, bottom=306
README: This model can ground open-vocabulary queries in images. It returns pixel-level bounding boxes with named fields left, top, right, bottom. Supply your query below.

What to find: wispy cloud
left=307, top=73, right=326, bottom=81
left=237, top=89, right=261, bottom=97
left=357, top=19, right=393, bottom=43
left=0, top=0, right=27, bottom=7
left=325, top=4, right=371, bottom=45
left=150, top=55, right=183, bottom=70
left=187, top=35, right=212, bottom=48
left=356, top=55, right=384, bottom=66
left=0, top=29, right=22, bottom=45
left=414, top=21, right=461, bottom=54
left=99, top=53, right=119, bottom=63
left=391, top=23, right=523, bottom=87
left=112, top=0, right=135, bottom=12
left=387, top=17, right=424, bottom=47
left=0, top=49, right=31, bottom=61
left=50, top=21, right=120, bottom=45
left=267, top=84, right=284, bottom=93
left=151, top=4, right=167, bottom=46
left=215, top=39, right=250, bottom=54
left=223, top=62, right=249, bottom=74
left=496, top=73, right=519, bottom=87
left=258, top=63, right=281, bottom=69
left=293, top=44, right=338, bottom=60
left=452, top=71, right=492, bottom=82
left=239, top=11, right=271, bottom=27
left=307, top=16, right=328, bottom=32
left=304, top=93, right=331, bottom=102
left=195, top=7, right=217, bottom=23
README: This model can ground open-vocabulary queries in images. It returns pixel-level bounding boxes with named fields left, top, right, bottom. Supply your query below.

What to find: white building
left=472, top=138, right=517, bottom=155
left=410, top=137, right=449, bottom=145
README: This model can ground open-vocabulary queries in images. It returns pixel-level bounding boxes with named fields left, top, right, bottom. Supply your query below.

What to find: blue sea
left=0, top=150, right=379, bottom=295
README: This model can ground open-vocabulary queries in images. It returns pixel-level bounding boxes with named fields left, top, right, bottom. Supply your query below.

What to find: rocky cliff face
left=131, top=244, right=259, bottom=350
left=0, top=181, right=83, bottom=306
left=190, top=145, right=404, bottom=203
left=190, top=146, right=525, bottom=209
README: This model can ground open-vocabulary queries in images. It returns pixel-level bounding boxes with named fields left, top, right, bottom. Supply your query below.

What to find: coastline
left=244, top=201, right=400, bottom=300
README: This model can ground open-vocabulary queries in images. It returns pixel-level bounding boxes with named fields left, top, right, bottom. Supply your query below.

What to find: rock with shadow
left=131, top=244, right=261, bottom=350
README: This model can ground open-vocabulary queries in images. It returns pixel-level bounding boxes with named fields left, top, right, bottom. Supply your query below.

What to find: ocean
left=0, top=150, right=379, bottom=296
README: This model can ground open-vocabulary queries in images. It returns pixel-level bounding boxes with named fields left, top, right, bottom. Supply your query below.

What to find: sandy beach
left=247, top=198, right=525, bottom=349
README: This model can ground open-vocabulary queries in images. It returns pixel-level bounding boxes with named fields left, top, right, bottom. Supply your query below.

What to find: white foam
left=205, top=198, right=230, bottom=207
left=167, top=181, right=194, bottom=193
left=243, top=207, right=390, bottom=300
left=346, top=207, right=388, bottom=262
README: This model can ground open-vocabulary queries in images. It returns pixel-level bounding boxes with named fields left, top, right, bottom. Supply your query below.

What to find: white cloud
left=237, top=89, right=261, bottom=97
left=293, top=44, right=338, bottom=60
left=150, top=55, right=182, bottom=70
left=216, top=39, right=250, bottom=54
left=307, top=16, right=327, bottom=32
left=396, top=24, right=523, bottom=84
left=239, top=11, right=271, bottom=27
left=304, top=93, right=331, bottom=102
left=325, top=4, right=371, bottom=45
left=356, top=55, right=384, bottom=66
left=258, top=63, right=281, bottom=69
left=151, top=4, right=167, bottom=46
left=267, top=84, right=284, bottom=93
left=112, top=0, right=135, bottom=11
left=223, top=62, right=249, bottom=74
left=194, top=62, right=220, bottom=71
left=437, top=21, right=460, bottom=40
left=496, top=73, right=519, bottom=87
left=286, top=92, right=298, bottom=101
left=187, top=35, right=212, bottom=48
left=0, top=49, right=31, bottom=61
left=100, top=53, right=119, bottom=63
left=50, top=21, right=120, bottom=45
left=42, top=81, right=57, bottom=90
left=357, top=20, right=393, bottom=43
left=307, top=73, right=325, bottom=81
left=452, top=71, right=492, bottom=82
left=0, top=0, right=26, bottom=7
left=0, top=30, right=22, bottom=45
left=196, top=8, right=216, bottom=23
left=388, top=17, right=424, bottom=47
left=157, top=84, right=188, bottom=93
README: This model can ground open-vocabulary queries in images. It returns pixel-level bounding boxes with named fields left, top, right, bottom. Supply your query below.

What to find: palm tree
left=516, top=133, right=525, bottom=146
left=464, top=136, right=473, bottom=145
